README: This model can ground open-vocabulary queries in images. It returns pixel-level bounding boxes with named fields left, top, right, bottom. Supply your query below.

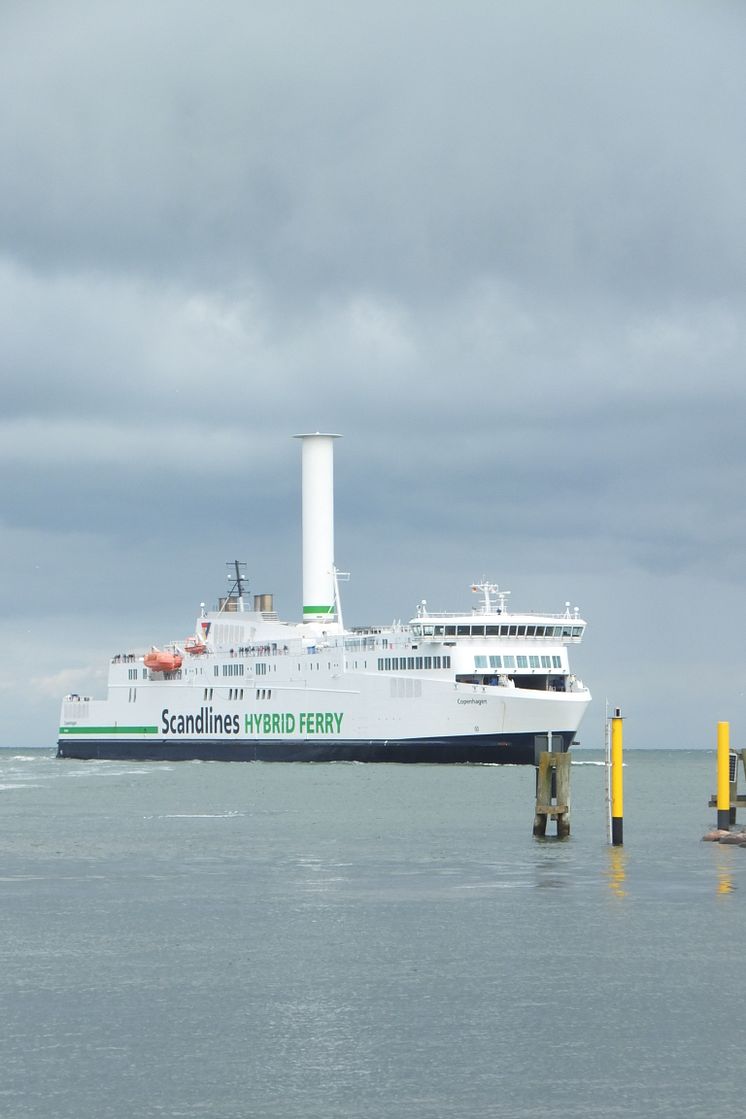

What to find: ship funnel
left=294, top=433, right=341, bottom=623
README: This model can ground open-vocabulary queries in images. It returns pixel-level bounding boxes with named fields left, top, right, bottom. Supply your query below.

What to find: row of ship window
left=201, top=687, right=271, bottom=700
left=377, top=656, right=452, bottom=671
left=475, top=654, right=562, bottom=670
left=214, top=661, right=323, bottom=677
left=411, top=624, right=582, bottom=639
left=216, top=663, right=245, bottom=677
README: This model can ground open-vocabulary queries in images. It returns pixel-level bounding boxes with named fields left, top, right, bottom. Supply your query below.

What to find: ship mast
left=225, top=560, right=247, bottom=611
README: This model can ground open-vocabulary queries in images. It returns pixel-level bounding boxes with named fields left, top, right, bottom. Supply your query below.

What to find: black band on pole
left=611, top=816, right=623, bottom=847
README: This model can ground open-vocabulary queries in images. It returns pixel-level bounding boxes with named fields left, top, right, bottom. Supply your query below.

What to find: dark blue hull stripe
left=56, top=733, right=574, bottom=765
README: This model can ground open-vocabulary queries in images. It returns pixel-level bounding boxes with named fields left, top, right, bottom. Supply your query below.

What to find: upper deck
left=409, top=582, right=585, bottom=643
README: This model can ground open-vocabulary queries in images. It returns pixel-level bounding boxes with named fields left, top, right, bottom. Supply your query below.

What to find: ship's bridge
left=410, top=582, right=585, bottom=642
left=410, top=618, right=586, bottom=641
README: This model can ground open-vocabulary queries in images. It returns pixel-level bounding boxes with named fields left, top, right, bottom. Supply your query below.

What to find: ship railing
left=414, top=610, right=583, bottom=621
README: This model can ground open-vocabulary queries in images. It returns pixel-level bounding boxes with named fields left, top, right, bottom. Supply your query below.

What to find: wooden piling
left=533, top=751, right=571, bottom=837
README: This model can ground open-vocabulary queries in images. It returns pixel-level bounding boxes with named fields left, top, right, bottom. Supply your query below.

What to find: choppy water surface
left=1, top=749, right=742, bottom=1118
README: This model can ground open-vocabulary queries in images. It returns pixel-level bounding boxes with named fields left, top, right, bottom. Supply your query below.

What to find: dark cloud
left=0, top=0, right=745, bottom=747
left=2, top=2, right=744, bottom=301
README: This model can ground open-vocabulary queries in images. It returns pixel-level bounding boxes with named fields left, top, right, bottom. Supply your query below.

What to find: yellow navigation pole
left=717, top=721, right=731, bottom=832
left=611, top=708, right=624, bottom=846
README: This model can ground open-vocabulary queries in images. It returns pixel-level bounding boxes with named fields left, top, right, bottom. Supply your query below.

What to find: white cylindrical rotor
left=294, top=433, right=340, bottom=622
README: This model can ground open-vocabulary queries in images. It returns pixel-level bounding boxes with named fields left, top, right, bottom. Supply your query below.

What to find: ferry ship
left=57, top=434, right=591, bottom=764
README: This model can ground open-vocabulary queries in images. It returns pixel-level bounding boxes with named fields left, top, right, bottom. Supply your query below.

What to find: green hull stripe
left=59, top=726, right=158, bottom=736
left=302, top=605, right=334, bottom=615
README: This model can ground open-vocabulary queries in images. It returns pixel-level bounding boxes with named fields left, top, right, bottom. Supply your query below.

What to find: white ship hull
left=58, top=639, right=590, bottom=764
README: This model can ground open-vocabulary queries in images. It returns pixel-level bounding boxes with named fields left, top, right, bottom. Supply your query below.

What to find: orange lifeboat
left=144, top=649, right=183, bottom=672
left=184, top=637, right=207, bottom=655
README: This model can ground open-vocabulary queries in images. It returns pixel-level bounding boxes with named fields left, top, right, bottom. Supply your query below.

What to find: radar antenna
left=470, top=580, right=510, bottom=614
left=224, top=561, right=248, bottom=611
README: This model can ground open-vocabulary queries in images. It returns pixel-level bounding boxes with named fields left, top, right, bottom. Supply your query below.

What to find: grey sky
left=1, top=1, right=745, bottom=749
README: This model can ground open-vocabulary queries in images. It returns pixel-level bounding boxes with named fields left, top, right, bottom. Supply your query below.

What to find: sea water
left=0, top=748, right=743, bottom=1119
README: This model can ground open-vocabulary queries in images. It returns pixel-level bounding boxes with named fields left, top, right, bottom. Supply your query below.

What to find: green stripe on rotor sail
left=59, top=725, right=158, bottom=736
left=302, top=605, right=334, bottom=615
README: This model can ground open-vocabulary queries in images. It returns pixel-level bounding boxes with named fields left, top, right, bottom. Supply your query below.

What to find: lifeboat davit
left=143, top=649, right=183, bottom=672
